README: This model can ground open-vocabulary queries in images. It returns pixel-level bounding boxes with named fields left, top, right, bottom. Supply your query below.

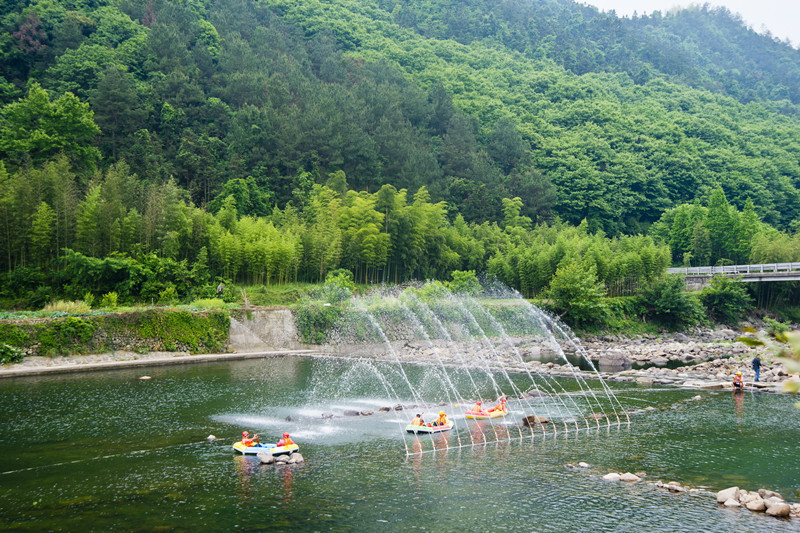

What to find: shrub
left=546, top=262, right=608, bottom=327
left=37, top=317, right=97, bottom=356
left=83, top=292, right=95, bottom=308
left=100, top=291, right=119, bottom=308
left=295, top=302, right=344, bottom=343
left=0, top=343, right=24, bottom=364
left=637, top=275, right=704, bottom=329
left=447, top=270, right=482, bottom=296
left=43, top=300, right=91, bottom=314
left=699, top=276, right=754, bottom=325
left=311, top=271, right=355, bottom=304
left=158, top=286, right=179, bottom=305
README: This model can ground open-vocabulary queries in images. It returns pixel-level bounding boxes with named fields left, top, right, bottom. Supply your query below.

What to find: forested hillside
left=1, top=0, right=800, bottom=312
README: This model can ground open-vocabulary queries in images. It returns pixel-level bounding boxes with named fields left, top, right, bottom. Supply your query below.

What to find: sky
left=583, top=0, right=800, bottom=47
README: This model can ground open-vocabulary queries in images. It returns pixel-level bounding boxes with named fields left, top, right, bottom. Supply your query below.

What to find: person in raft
left=432, top=411, right=448, bottom=426
left=733, top=371, right=744, bottom=390
left=488, top=394, right=508, bottom=413
left=411, top=413, right=424, bottom=426
left=241, top=431, right=259, bottom=446
left=276, top=432, right=294, bottom=447
left=472, top=400, right=488, bottom=414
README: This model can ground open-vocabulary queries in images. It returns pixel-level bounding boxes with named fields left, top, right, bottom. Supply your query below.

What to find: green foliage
left=311, top=270, right=355, bottom=304
left=637, top=275, right=705, bottom=329
left=763, top=317, right=790, bottom=336
left=129, top=310, right=229, bottom=352
left=698, top=276, right=754, bottom=325
left=100, top=291, right=118, bottom=308
left=37, top=316, right=97, bottom=356
left=447, top=270, right=481, bottom=296
left=2, top=0, right=800, bottom=318
left=0, top=343, right=24, bottom=363
left=158, top=286, right=179, bottom=305
left=295, top=301, right=344, bottom=344
left=546, top=262, right=608, bottom=327
left=188, top=298, right=227, bottom=310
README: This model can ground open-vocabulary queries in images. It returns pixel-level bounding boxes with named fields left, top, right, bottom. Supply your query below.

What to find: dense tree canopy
left=1, top=0, right=800, bottom=311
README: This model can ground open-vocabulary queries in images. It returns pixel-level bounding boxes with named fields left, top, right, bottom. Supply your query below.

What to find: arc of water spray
left=459, top=294, right=590, bottom=433
left=352, top=298, right=438, bottom=454
left=402, top=292, right=499, bottom=446
left=395, top=294, right=470, bottom=452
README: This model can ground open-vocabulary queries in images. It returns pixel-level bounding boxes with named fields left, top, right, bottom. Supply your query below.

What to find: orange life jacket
left=733, top=375, right=743, bottom=386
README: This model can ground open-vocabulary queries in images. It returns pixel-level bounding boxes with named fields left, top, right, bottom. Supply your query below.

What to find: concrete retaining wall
left=228, top=308, right=304, bottom=352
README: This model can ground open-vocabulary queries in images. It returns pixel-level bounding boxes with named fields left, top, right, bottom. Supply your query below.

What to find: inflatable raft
left=232, top=441, right=299, bottom=456
left=405, top=423, right=453, bottom=434
left=465, top=409, right=509, bottom=420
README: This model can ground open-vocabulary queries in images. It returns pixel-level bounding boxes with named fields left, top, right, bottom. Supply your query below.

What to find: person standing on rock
left=752, top=354, right=761, bottom=382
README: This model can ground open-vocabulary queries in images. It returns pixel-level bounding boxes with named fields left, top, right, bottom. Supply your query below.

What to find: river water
left=0, top=356, right=798, bottom=531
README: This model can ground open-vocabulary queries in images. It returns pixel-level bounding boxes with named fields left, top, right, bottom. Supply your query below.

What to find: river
left=0, top=356, right=798, bottom=531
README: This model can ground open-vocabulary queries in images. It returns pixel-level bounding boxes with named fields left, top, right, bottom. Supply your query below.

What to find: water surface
left=0, top=356, right=798, bottom=532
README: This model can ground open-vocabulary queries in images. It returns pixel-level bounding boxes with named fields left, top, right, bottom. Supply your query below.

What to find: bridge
left=666, top=262, right=800, bottom=289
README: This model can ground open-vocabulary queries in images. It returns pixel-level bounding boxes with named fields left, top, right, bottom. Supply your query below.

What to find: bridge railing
left=666, top=262, right=800, bottom=276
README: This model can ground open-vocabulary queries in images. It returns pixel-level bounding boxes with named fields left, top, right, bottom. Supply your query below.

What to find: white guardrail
left=666, top=262, right=800, bottom=276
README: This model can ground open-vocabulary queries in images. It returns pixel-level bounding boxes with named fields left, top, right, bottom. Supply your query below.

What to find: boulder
left=275, top=454, right=290, bottom=463
left=343, top=410, right=360, bottom=417
left=522, top=415, right=550, bottom=426
left=291, top=453, right=304, bottom=463
left=620, top=473, right=641, bottom=482
left=602, top=473, right=621, bottom=482
left=666, top=482, right=685, bottom=493
left=723, top=499, right=741, bottom=507
left=717, top=486, right=740, bottom=503
left=378, top=407, right=391, bottom=412
left=360, top=410, right=374, bottom=416
left=285, top=416, right=296, bottom=422
left=257, top=452, right=275, bottom=464
left=758, top=489, right=783, bottom=500
left=636, top=377, right=654, bottom=386
left=746, top=498, right=766, bottom=512
left=766, top=503, right=791, bottom=517
left=651, top=357, right=669, bottom=367
left=588, top=413, right=604, bottom=420
left=578, top=462, right=590, bottom=468
left=321, top=412, right=334, bottom=419
left=675, top=333, right=690, bottom=342
left=206, top=435, right=217, bottom=441
left=764, top=496, right=786, bottom=509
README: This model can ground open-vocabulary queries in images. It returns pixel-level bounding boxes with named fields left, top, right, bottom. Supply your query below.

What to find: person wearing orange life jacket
left=488, top=394, right=508, bottom=413
left=242, top=431, right=254, bottom=446
left=277, top=432, right=294, bottom=447
left=472, top=400, right=487, bottom=414
left=432, top=411, right=448, bottom=426
left=410, top=413, right=424, bottom=426
left=733, top=371, right=744, bottom=390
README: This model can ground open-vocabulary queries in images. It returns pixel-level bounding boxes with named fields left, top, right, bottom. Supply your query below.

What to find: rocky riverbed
left=2, top=327, right=796, bottom=395
left=329, top=326, right=796, bottom=394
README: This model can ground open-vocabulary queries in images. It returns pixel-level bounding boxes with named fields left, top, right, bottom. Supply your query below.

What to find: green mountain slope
left=1, top=0, right=800, bottom=233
